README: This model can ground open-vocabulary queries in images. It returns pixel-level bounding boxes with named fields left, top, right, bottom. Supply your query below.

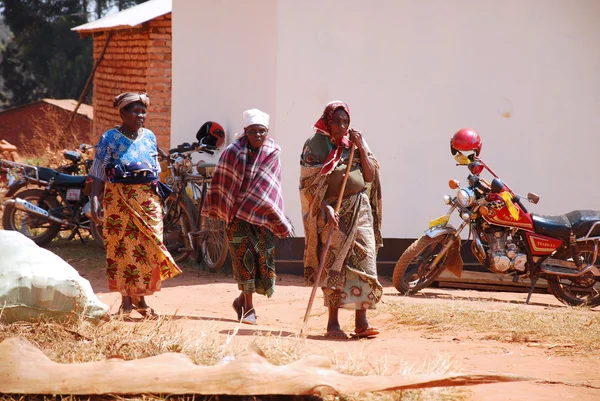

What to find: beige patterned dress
left=300, top=133, right=383, bottom=309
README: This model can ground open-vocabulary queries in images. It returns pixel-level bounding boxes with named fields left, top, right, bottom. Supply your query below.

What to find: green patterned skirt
left=226, top=218, right=276, bottom=297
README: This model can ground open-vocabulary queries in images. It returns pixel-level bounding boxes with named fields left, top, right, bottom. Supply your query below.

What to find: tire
left=163, top=195, right=196, bottom=263
left=196, top=215, right=228, bottom=272
left=2, top=188, right=61, bottom=247
left=547, top=243, right=600, bottom=307
left=392, top=234, right=453, bottom=294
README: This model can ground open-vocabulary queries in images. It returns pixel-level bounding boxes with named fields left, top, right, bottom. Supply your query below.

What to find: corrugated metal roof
left=72, top=0, right=171, bottom=35
left=42, top=99, right=94, bottom=120
left=0, top=99, right=93, bottom=120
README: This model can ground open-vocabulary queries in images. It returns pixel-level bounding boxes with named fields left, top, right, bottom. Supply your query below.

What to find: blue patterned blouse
left=89, top=128, right=161, bottom=181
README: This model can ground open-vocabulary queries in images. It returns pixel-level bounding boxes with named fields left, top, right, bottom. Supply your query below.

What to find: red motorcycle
left=393, top=129, right=600, bottom=307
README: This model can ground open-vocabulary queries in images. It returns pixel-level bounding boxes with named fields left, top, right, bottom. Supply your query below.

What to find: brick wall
left=91, top=13, right=172, bottom=149
left=0, top=103, right=92, bottom=152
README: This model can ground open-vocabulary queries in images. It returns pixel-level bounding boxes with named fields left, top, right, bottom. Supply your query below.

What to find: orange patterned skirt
left=103, top=182, right=181, bottom=296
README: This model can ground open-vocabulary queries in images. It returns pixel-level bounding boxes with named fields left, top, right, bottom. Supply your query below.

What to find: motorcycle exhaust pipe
left=2, top=198, right=72, bottom=227
left=540, top=261, right=600, bottom=277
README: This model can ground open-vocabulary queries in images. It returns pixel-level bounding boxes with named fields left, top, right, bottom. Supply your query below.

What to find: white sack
left=0, top=230, right=109, bottom=322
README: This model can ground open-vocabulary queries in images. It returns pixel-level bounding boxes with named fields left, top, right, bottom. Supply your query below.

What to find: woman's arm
left=350, top=130, right=374, bottom=182
left=90, top=177, right=105, bottom=225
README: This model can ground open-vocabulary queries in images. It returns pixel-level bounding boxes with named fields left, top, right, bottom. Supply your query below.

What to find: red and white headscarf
left=313, top=100, right=351, bottom=175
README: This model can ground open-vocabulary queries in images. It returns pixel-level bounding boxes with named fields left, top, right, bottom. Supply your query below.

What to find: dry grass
left=19, top=106, right=92, bottom=158
left=0, top=315, right=469, bottom=401
left=384, top=298, right=600, bottom=356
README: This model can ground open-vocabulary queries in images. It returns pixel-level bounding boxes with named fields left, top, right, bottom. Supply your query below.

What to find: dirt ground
left=70, top=258, right=600, bottom=401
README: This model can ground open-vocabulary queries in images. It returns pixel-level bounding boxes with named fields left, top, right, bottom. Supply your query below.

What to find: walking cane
left=300, top=143, right=356, bottom=336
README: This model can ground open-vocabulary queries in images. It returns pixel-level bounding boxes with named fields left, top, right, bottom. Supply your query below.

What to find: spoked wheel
left=163, top=196, right=195, bottom=263
left=547, top=244, right=600, bottom=307
left=392, top=234, right=453, bottom=294
left=195, top=216, right=228, bottom=272
left=2, top=189, right=61, bottom=246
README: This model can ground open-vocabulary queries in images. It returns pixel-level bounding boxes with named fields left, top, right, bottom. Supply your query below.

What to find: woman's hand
left=89, top=177, right=105, bottom=226
left=90, top=195, right=103, bottom=226
left=349, top=129, right=369, bottom=152
left=325, top=204, right=339, bottom=230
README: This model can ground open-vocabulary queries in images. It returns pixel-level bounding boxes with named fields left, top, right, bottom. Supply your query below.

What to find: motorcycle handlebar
left=167, top=142, right=217, bottom=157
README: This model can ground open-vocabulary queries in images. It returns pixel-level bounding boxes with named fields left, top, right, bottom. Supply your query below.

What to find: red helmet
left=451, top=128, right=482, bottom=156
left=196, top=121, right=225, bottom=148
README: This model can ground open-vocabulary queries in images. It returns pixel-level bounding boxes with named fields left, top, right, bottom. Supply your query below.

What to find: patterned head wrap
left=313, top=100, right=350, bottom=138
left=313, top=100, right=352, bottom=175
left=113, top=92, right=150, bottom=111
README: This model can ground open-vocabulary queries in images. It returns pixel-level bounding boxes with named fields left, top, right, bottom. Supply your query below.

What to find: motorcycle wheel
left=547, top=244, right=600, bottom=307
left=196, top=216, right=228, bottom=272
left=163, top=195, right=195, bottom=263
left=392, top=234, right=452, bottom=294
left=2, top=188, right=61, bottom=247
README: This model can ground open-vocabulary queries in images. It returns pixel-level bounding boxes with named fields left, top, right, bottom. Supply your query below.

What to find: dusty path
left=75, top=264, right=600, bottom=401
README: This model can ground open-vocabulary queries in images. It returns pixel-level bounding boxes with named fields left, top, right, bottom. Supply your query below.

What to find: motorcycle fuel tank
left=482, top=192, right=535, bottom=231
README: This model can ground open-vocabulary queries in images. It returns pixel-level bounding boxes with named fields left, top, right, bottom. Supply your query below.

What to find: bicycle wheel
left=163, top=195, right=196, bottom=263
left=197, top=215, right=228, bottom=272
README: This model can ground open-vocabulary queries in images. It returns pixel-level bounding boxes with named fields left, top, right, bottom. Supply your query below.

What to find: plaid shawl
left=202, top=135, right=292, bottom=238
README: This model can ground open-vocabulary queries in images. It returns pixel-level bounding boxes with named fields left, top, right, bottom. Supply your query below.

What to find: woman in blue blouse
left=89, top=92, right=180, bottom=319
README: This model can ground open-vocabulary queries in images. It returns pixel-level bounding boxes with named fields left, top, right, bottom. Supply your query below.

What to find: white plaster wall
left=173, top=0, right=600, bottom=239
left=171, top=0, right=278, bottom=162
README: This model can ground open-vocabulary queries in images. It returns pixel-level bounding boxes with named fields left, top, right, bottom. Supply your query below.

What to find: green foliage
left=0, top=0, right=92, bottom=107
left=0, top=0, right=149, bottom=108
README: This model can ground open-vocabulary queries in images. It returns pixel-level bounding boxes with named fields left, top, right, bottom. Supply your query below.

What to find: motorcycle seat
left=532, top=210, right=600, bottom=241
left=24, top=166, right=58, bottom=182
left=54, top=173, right=87, bottom=187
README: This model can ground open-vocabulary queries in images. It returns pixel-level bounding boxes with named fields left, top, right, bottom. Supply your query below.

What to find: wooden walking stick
left=301, top=143, right=356, bottom=335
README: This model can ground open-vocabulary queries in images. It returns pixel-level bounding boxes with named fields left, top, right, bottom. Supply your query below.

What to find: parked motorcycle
left=1, top=145, right=103, bottom=247
left=393, top=128, right=600, bottom=307
left=1, top=144, right=95, bottom=199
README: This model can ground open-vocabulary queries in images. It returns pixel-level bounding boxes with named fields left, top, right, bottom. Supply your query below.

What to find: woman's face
left=329, top=108, right=349, bottom=140
left=120, top=102, right=147, bottom=130
left=244, top=124, right=268, bottom=149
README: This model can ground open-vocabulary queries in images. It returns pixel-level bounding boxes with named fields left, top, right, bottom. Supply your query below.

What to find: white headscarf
left=243, top=108, right=270, bottom=128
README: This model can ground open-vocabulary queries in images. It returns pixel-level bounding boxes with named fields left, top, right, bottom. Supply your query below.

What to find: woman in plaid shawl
left=300, top=101, right=383, bottom=339
left=202, top=109, right=293, bottom=325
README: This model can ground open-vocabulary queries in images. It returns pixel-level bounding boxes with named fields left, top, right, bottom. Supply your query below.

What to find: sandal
left=136, top=307, right=158, bottom=320
left=232, top=298, right=243, bottom=321
left=241, top=308, right=257, bottom=325
left=350, top=326, right=380, bottom=339
left=115, top=306, right=134, bottom=322
left=324, top=330, right=349, bottom=340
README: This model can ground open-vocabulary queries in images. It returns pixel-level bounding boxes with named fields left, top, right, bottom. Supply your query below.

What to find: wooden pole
left=301, top=143, right=356, bottom=335
left=65, top=31, right=112, bottom=132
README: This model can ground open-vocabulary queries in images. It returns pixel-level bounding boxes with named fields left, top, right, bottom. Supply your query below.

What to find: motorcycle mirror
left=448, top=179, right=460, bottom=189
left=527, top=192, right=540, bottom=204
left=468, top=161, right=484, bottom=175
left=490, top=178, right=504, bottom=193
left=454, top=153, right=471, bottom=165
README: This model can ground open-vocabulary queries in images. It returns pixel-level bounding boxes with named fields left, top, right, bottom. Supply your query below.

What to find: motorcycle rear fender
left=425, top=225, right=464, bottom=278
left=4, top=179, right=27, bottom=198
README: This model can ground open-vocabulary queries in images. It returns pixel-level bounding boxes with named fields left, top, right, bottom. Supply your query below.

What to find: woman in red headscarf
left=300, top=101, right=383, bottom=339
